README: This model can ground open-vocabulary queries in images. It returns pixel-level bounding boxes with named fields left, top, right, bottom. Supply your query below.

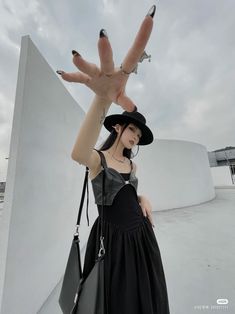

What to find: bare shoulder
left=87, top=149, right=103, bottom=180
left=72, top=149, right=101, bottom=176
left=132, top=160, right=137, bottom=174
left=71, top=148, right=102, bottom=180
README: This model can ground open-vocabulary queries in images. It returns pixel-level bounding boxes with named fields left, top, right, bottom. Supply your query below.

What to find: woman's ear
left=112, top=124, right=121, bottom=132
left=112, top=125, right=117, bottom=132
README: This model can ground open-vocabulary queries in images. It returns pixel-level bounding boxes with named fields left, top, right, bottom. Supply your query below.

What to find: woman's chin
left=127, top=143, right=134, bottom=149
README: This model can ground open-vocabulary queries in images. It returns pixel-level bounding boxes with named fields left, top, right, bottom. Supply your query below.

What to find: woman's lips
left=129, top=140, right=134, bottom=145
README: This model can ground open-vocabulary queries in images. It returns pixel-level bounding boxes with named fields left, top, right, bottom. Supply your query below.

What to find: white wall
left=0, top=36, right=98, bottom=314
left=135, top=139, right=215, bottom=211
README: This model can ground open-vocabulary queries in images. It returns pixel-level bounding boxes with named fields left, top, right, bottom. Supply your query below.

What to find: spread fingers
left=98, top=29, right=115, bottom=75
left=72, top=51, right=101, bottom=78
left=56, top=70, right=91, bottom=84
left=121, top=5, right=156, bottom=73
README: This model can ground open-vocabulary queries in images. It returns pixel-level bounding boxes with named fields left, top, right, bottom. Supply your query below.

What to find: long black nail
left=56, top=70, right=64, bottom=75
left=147, top=5, right=156, bottom=18
left=72, top=50, right=81, bottom=57
left=100, top=29, right=108, bottom=38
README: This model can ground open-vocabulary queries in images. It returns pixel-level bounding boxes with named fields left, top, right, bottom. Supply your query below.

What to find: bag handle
left=73, top=152, right=105, bottom=258
left=98, top=162, right=105, bottom=257
left=94, top=149, right=106, bottom=258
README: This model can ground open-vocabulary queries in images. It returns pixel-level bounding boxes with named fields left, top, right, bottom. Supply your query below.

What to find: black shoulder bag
left=59, top=164, right=106, bottom=314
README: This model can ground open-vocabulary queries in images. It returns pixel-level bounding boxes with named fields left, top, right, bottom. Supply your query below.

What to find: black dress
left=82, top=154, right=170, bottom=314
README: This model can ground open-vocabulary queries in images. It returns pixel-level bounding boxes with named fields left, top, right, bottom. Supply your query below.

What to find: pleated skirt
left=82, top=214, right=170, bottom=314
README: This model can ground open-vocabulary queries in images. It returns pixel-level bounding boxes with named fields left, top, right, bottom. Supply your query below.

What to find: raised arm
left=70, top=95, right=111, bottom=165
left=57, top=5, right=156, bottom=170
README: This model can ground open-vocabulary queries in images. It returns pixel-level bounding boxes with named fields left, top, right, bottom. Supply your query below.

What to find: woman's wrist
left=94, top=94, right=112, bottom=107
left=89, top=94, right=112, bottom=127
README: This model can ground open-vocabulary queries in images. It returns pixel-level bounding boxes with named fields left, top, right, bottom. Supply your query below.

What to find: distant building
left=0, top=181, right=6, bottom=201
left=208, top=146, right=235, bottom=167
left=208, top=146, right=235, bottom=184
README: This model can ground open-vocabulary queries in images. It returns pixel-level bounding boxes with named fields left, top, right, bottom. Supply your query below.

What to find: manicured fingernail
left=72, top=50, right=81, bottom=57
left=56, top=70, right=64, bottom=75
left=147, top=5, right=156, bottom=18
left=100, top=29, right=108, bottom=38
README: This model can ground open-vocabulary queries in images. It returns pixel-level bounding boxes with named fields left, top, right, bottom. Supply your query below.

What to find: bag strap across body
left=74, top=150, right=106, bottom=258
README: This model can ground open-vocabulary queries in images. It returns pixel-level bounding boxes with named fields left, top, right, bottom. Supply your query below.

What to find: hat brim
left=103, top=114, right=154, bottom=145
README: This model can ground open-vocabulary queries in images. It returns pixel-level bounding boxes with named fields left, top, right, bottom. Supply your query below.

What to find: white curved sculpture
left=135, top=139, right=215, bottom=211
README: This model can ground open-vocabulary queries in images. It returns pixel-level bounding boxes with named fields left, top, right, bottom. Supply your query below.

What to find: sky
left=0, top=0, right=235, bottom=181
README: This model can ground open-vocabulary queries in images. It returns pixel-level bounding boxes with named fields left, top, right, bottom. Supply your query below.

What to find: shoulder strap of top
left=94, top=149, right=132, bottom=171
left=93, top=148, right=107, bottom=169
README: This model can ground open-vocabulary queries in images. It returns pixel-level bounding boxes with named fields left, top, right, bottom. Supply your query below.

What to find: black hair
left=97, top=122, right=139, bottom=159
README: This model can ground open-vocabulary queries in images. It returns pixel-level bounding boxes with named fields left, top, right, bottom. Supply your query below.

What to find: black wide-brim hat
left=103, top=109, right=154, bottom=145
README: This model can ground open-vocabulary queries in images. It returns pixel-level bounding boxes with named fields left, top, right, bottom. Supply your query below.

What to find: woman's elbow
left=71, top=152, right=84, bottom=164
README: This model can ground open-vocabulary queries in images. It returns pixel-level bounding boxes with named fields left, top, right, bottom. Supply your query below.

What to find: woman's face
left=120, top=123, right=142, bottom=148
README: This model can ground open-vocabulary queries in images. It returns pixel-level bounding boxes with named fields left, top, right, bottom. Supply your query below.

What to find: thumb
left=116, top=93, right=136, bottom=112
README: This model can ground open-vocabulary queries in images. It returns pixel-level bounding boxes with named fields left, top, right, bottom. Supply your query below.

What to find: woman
left=57, top=4, right=170, bottom=314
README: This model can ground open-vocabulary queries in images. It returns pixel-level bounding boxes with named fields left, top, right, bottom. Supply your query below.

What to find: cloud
left=0, top=0, right=235, bottom=180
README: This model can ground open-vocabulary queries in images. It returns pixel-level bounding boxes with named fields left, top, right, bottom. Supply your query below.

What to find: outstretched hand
left=57, top=5, right=156, bottom=112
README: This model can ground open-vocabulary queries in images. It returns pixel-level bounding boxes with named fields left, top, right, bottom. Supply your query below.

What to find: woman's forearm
left=71, top=95, right=112, bottom=163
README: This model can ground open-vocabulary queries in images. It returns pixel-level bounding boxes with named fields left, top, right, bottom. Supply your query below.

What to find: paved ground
left=153, top=186, right=235, bottom=314
left=1, top=186, right=234, bottom=313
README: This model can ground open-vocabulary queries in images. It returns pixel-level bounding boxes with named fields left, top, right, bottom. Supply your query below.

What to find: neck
left=107, top=140, right=125, bottom=159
